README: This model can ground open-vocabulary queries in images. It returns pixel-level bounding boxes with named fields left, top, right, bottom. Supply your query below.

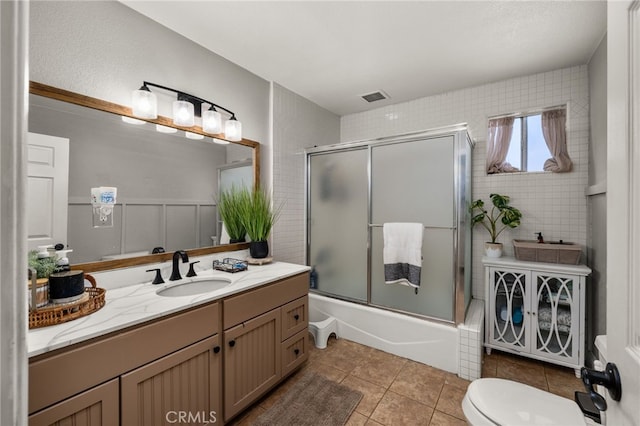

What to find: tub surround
left=28, top=259, right=309, bottom=357
left=458, top=299, right=484, bottom=381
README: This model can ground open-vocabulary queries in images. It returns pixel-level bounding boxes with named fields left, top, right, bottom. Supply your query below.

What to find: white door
left=606, top=1, right=640, bottom=423
left=27, top=132, right=69, bottom=251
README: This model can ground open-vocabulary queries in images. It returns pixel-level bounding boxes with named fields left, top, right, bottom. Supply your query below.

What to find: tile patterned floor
left=231, top=336, right=584, bottom=425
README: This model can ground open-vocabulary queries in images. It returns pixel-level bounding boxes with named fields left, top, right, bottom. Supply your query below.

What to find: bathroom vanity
left=483, top=257, right=591, bottom=376
left=27, top=261, right=309, bottom=425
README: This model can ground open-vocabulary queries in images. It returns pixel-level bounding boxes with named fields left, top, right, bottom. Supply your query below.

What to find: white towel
left=383, top=223, right=423, bottom=287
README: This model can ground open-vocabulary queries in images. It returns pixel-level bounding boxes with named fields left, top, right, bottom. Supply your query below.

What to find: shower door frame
left=306, top=124, right=473, bottom=325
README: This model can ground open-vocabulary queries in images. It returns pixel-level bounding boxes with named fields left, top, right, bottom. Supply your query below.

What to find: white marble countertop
left=28, top=261, right=310, bottom=358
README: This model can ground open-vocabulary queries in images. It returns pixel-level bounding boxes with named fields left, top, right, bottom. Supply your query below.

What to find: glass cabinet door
left=532, top=273, right=579, bottom=364
left=489, top=268, right=529, bottom=352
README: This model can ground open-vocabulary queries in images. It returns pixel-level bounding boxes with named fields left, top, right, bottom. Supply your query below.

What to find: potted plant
left=470, top=193, right=522, bottom=258
left=217, top=185, right=248, bottom=243
left=239, top=185, right=282, bottom=259
left=28, top=250, right=59, bottom=308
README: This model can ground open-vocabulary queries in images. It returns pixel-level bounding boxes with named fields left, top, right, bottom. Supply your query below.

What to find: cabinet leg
left=485, top=347, right=492, bottom=355
left=574, top=368, right=581, bottom=378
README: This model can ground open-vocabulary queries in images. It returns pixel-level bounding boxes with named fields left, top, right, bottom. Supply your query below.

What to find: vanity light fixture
left=173, top=99, right=195, bottom=127
left=131, top=81, right=242, bottom=141
left=202, top=105, right=222, bottom=134
left=131, top=84, right=157, bottom=119
left=213, top=138, right=230, bottom=145
left=224, top=117, right=242, bottom=142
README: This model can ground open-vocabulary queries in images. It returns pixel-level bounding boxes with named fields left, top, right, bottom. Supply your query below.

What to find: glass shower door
left=370, top=136, right=456, bottom=321
left=308, top=149, right=368, bottom=302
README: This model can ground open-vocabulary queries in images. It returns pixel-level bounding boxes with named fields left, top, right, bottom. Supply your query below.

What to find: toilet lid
left=467, top=378, right=586, bottom=426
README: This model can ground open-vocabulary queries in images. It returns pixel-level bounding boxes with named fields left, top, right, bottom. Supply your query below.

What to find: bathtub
left=309, top=292, right=459, bottom=374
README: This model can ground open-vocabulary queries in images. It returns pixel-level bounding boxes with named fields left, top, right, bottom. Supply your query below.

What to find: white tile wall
left=271, top=83, right=340, bottom=264
left=458, top=299, right=484, bottom=380
left=341, top=65, right=589, bottom=299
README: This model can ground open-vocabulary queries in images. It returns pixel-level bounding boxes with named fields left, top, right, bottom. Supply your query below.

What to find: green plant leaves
left=469, top=193, right=522, bottom=243
left=217, top=185, right=248, bottom=241
left=238, top=185, right=283, bottom=242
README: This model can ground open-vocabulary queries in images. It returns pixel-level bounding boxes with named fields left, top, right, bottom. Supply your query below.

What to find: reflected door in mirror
left=27, top=132, right=69, bottom=251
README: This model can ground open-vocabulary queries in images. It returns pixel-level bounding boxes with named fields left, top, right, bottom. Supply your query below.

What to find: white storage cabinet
left=483, top=257, right=591, bottom=376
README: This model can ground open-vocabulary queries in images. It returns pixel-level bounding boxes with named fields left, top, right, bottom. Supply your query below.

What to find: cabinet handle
left=294, top=348, right=300, bottom=355
left=229, top=340, right=236, bottom=347
left=294, top=314, right=300, bottom=321
left=213, top=346, right=221, bottom=354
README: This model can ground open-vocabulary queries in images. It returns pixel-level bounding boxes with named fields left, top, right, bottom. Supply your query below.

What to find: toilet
left=462, top=378, right=588, bottom=425
left=308, top=316, right=338, bottom=349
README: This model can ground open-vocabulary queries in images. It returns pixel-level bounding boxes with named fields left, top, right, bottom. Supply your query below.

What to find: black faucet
left=170, top=250, right=189, bottom=281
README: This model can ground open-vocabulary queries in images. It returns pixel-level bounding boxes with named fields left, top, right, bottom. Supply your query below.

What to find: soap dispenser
left=37, top=245, right=53, bottom=259
left=55, top=249, right=73, bottom=272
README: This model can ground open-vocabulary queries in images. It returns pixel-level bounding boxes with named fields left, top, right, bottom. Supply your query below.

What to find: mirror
left=28, top=82, right=260, bottom=272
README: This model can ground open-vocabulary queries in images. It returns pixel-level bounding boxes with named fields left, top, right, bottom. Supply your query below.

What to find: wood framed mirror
left=28, top=82, right=261, bottom=273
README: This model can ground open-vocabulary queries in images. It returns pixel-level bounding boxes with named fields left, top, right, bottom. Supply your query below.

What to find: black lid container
left=48, top=270, right=85, bottom=304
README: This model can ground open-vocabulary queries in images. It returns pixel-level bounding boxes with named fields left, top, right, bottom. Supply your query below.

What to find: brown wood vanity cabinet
left=28, top=271, right=309, bottom=425
left=29, top=302, right=222, bottom=425
left=222, top=272, right=309, bottom=422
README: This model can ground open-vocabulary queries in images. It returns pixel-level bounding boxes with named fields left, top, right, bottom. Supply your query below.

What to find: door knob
left=581, top=362, right=622, bottom=411
left=294, top=314, right=300, bottom=320
left=229, top=340, right=236, bottom=347
left=294, top=348, right=300, bottom=355
left=213, top=346, right=220, bottom=354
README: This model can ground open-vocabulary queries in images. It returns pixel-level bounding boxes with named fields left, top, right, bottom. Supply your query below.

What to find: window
left=486, top=108, right=571, bottom=174
left=504, top=113, right=551, bottom=172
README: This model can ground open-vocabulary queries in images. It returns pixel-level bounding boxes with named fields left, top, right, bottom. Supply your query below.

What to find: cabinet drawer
left=223, top=272, right=308, bottom=329
left=29, top=378, right=119, bottom=426
left=281, top=296, right=308, bottom=341
left=30, top=301, right=220, bottom=414
left=281, top=330, right=309, bottom=377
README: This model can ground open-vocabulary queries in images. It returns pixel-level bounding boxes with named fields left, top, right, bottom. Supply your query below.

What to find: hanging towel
left=383, top=223, right=423, bottom=288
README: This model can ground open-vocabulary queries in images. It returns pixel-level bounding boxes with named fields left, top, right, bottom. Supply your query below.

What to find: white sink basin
left=156, top=278, right=232, bottom=297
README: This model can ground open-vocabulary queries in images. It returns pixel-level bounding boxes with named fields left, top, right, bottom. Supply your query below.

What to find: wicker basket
left=513, top=240, right=581, bottom=265
left=29, top=274, right=106, bottom=329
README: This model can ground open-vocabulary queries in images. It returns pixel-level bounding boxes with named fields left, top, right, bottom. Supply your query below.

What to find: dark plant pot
left=229, top=237, right=246, bottom=244
left=250, top=241, right=269, bottom=259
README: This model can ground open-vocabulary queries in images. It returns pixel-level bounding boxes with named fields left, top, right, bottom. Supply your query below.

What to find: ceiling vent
left=361, top=90, right=389, bottom=103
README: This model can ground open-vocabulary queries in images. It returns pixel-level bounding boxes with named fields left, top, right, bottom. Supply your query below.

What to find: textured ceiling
left=122, top=1, right=606, bottom=116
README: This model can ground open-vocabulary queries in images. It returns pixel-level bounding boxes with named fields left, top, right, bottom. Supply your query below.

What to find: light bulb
left=131, top=88, right=157, bottom=119
left=224, top=118, right=242, bottom=142
left=202, top=107, right=222, bottom=134
left=173, top=100, right=194, bottom=127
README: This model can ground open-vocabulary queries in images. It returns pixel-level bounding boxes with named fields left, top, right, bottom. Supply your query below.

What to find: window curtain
left=486, top=117, right=519, bottom=174
left=541, top=109, right=572, bottom=172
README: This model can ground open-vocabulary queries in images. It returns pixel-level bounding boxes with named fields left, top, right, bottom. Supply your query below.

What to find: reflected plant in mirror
left=217, top=185, right=248, bottom=243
